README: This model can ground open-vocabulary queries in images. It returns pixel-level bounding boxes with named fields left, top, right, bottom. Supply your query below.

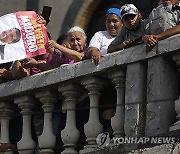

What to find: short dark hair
left=56, top=34, right=68, bottom=44
left=12, top=28, right=21, bottom=43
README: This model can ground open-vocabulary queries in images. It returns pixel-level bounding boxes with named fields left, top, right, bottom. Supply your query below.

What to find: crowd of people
left=0, top=0, right=179, bottom=152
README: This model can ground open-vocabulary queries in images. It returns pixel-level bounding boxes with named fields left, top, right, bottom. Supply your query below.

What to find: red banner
left=0, top=11, right=48, bottom=64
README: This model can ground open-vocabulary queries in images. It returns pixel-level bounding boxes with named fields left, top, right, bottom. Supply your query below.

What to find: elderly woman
left=45, top=26, right=86, bottom=63
left=11, top=26, right=87, bottom=80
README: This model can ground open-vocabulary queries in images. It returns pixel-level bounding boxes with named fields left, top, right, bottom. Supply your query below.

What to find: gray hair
left=67, top=26, right=87, bottom=42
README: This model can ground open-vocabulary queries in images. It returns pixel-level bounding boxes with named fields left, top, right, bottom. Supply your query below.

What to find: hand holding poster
left=0, top=11, right=48, bottom=64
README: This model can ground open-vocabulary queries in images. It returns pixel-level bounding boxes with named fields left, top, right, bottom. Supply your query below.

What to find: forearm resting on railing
left=157, top=24, right=180, bottom=41
left=54, top=44, right=85, bottom=62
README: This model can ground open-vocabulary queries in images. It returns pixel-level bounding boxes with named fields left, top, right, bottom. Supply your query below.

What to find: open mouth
left=109, top=27, right=116, bottom=32
left=110, top=28, right=115, bottom=31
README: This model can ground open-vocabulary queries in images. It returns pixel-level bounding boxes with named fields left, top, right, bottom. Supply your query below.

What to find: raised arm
left=45, top=40, right=84, bottom=62
left=22, top=58, right=56, bottom=71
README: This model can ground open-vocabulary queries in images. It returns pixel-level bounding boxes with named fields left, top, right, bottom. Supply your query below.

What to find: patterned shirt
left=148, top=3, right=180, bottom=34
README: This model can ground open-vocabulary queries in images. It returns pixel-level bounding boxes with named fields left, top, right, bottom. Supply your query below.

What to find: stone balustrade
left=0, top=35, right=179, bottom=154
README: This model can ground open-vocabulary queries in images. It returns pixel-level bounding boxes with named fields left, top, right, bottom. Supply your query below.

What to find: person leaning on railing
left=22, top=26, right=87, bottom=74
left=86, top=5, right=123, bottom=65
left=142, top=0, right=180, bottom=51
left=45, top=26, right=86, bottom=63
left=18, top=26, right=86, bottom=77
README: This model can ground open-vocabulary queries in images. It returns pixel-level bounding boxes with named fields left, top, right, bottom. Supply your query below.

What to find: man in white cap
left=108, top=4, right=148, bottom=53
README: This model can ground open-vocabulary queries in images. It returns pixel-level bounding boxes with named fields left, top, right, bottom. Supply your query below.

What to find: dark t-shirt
left=110, top=19, right=148, bottom=46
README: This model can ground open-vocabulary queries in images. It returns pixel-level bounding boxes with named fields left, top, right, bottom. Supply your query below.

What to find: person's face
left=122, top=13, right=141, bottom=30
left=0, top=28, right=18, bottom=44
left=161, top=0, right=179, bottom=6
left=106, top=14, right=123, bottom=37
left=68, top=32, right=86, bottom=52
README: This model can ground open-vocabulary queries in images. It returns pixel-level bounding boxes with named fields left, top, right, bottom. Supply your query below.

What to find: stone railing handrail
left=0, top=35, right=179, bottom=100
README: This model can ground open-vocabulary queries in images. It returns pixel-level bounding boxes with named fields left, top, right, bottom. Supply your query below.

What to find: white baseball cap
left=120, top=4, right=139, bottom=19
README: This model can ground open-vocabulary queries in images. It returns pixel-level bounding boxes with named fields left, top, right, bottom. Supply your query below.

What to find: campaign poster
left=0, top=11, right=48, bottom=64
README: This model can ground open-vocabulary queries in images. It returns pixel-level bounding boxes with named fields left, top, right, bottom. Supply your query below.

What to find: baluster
left=14, top=96, right=36, bottom=154
left=108, top=70, right=125, bottom=138
left=0, top=102, right=14, bottom=154
left=81, top=77, right=105, bottom=153
left=35, top=90, right=58, bottom=153
left=58, top=83, right=82, bottom=154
